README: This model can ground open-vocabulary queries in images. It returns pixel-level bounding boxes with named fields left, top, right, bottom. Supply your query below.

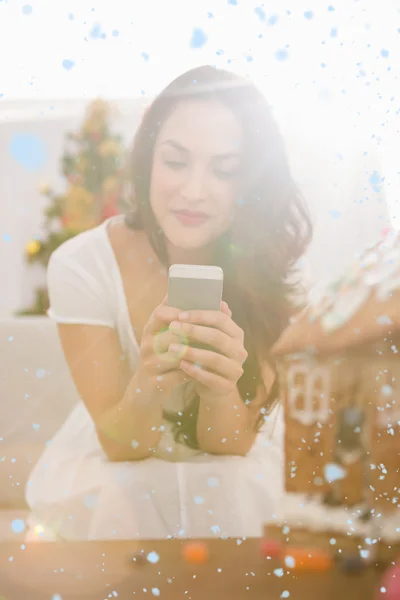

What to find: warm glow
left=33, top=524, right=45, bottom=537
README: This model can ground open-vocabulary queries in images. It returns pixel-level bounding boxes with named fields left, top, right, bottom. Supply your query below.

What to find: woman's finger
left=153, top=368, right=191, bottom=393
left=178, top=309, right=242, bottom=339
left=144, top=305, right=181, bottom=335
left=179, top=360, right=233, bottom=395
left=221, top=301, right=232, bottom=317
left=169, top=321, right=247, bottom=362
left=152, top=328, right=188, bottom=355
left=169, top=344, right=244, bottom=381
left=141, top=330, right=183, bottom=369
left=145, top=350, right=181, bottom=373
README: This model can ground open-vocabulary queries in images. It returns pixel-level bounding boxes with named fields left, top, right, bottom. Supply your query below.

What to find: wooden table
left=0, top=538, right=382, bottom=599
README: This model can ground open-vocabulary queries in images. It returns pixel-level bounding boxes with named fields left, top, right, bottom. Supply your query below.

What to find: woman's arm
left=168, top=303, right=275, bottom=456
left=58, top=323, right=164, bottom=461
left=57, top=302, right=187, bottom=462
left=196, top=387, right=259, bottom=456
left=196, top=362, right=276, bottom=455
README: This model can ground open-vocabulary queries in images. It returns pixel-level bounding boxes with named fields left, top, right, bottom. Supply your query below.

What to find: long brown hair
left=125, top=65, right=312, bottom=448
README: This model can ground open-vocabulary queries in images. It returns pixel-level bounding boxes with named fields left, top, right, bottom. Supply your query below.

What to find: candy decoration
left=260, top=539, right=282, bottom=558
left=341, top=554, right=366, bottom=574
left=376, top=562, right=400, bottom=600
left=283, top=547, right=333, bottom=572
left=183, top=541, right=209, bottom=564
left=304, top=229, right=400, bottom=331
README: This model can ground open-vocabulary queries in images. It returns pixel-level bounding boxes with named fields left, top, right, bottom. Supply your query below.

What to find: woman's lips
left=173, top=210, right=210, bottom=227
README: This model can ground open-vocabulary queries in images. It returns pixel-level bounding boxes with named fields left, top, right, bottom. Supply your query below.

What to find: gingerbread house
left=266, top=229, right=400, bottom=565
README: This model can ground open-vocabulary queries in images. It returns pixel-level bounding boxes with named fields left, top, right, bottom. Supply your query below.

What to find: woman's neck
left=166, top=241, right=215, bottom=266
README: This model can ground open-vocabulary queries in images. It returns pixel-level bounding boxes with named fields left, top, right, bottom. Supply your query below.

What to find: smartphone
left=168, top=264, right=223, bottom=311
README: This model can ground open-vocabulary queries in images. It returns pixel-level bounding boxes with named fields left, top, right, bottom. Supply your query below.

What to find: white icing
left=287, top=363, right=331, bottom=426
left=308, top=288, right=335, bottom=322
left=342, top=262, right=364, bottom=286
left=321, top=285, right=370, bottom=332
left=271, top=493, right=400, bottom=543
left=361, top=251, right=379, bottom=269
left=363, top=252, right=400, bottom=286
left=309, top=230, right=400, bottom=333
left=376, top=273, right=400, bottom=302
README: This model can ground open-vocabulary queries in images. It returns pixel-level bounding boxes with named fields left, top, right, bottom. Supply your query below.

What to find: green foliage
left=18, top=98, right=126, bottom=315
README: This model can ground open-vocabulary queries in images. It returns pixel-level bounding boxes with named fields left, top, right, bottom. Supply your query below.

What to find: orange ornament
left=283, top=547, right=333, bottom=572
left=260, top=539, right=281, bottom=558
left=183, top=541, right=209, bottom=564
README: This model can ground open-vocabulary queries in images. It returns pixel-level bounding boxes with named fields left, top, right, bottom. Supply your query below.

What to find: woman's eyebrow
left=161, top=139, right=241, bottom=160
left=161, top=139, right=188, bottom=153
left=213, top=152, right=241, bottom=161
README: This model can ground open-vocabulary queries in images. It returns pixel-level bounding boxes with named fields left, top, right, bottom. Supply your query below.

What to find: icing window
left=287, top=364, right=331, bottom=426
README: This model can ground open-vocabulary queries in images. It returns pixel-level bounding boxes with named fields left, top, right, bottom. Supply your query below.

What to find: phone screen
left=168, top=276, right=223, bottom=312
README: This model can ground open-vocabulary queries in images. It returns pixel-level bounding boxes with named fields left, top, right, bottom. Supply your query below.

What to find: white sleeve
left=47, top=247, right=115, bottom=328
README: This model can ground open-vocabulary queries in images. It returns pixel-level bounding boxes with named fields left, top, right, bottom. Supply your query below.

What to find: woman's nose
left=181, top=168, right=207, bottom=203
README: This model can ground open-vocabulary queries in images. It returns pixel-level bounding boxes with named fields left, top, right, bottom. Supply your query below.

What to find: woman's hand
left=136, top=297, right=191, bottom=399
left=168, top=302, right=248, bottom=399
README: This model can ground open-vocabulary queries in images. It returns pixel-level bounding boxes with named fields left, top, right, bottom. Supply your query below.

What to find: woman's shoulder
left=48, top=215, right=160, bottom=284
left=46, top=219, right=124, bottom=326
left=50, top=219, right=111, bottom=267
left=49, top=216, right=149, bottom=276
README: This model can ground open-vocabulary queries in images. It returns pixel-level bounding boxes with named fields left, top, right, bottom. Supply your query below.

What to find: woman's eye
left=165, top=160, right=186, bottom=170
left=214, top=169, right=238, bottom=180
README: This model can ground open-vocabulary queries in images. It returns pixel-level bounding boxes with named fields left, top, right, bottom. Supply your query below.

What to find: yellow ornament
left=98, top=139, right=120, bottom=157
left=26, top=239, right=41, bottom=257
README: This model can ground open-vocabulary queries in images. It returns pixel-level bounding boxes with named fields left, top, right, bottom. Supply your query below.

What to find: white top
left=25, top=214, right=285, bottom=540
left=47, top=215, right=195, bottom=460
left=48, top=215, right=130, bottom=331
left=46, top=215, right=281, bottom=462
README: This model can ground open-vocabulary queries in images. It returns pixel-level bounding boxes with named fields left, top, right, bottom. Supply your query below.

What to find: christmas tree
left=18, top=98, right=126, bottom=316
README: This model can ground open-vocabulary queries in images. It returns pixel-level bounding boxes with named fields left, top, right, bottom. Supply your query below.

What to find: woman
left=26, top=66, right=312, bottom=541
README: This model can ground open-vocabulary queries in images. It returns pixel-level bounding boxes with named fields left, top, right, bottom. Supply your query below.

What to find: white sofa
left=0, top=317, right=80, bottom=541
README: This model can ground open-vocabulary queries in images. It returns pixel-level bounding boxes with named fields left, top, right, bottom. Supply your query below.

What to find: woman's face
left=150, top=100, right=243, bottom=253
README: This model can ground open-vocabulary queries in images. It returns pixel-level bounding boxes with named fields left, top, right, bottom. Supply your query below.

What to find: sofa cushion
left=0, top=317, right=80, bottom=508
